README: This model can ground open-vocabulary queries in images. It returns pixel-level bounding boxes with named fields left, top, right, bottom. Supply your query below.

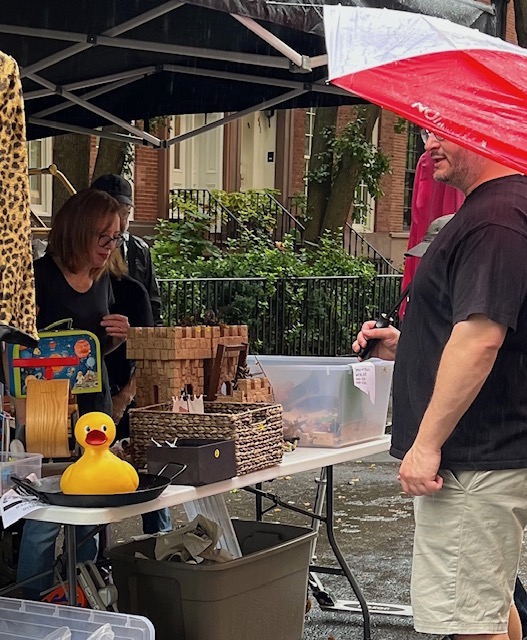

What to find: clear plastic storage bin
left=249, top=355, right=394, bottom=447
left=0, top=597, right=154, bottom=639
left=0, top=451, right=43, bottom=495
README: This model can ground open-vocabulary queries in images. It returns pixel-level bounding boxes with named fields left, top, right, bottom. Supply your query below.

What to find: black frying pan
left=11, top=463, right=186, bottom=508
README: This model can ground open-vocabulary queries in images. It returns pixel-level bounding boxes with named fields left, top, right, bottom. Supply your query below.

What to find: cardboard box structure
left=221, top=377, right=274, bottom=403
left=127, top=325, right=272, bottom=407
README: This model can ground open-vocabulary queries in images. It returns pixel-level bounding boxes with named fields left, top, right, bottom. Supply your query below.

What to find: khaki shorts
left=411, top=468, right=527, bottom=636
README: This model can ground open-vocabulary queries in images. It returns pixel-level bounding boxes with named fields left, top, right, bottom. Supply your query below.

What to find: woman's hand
left=101, top=314, right=129, bottom=342
left=352, top=320, right=400, bottom=361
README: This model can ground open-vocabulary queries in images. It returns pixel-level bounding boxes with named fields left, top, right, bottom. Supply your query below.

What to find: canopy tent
left=0, top=0, right=498, bottom=147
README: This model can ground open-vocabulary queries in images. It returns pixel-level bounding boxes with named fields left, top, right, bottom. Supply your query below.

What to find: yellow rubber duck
left=60, top=412, right=139, bottom=495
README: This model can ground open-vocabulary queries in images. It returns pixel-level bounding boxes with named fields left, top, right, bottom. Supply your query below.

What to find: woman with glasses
left=16, top=188, right=130, bottom=599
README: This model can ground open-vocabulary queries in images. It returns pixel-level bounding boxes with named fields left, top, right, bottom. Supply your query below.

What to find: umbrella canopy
left=325, top=5, right=527, bottom=174
left=0, top=0, right=497, bottom=142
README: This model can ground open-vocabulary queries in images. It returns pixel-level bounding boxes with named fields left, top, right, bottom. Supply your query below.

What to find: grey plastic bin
left=107, top=519, right=317, bottom=640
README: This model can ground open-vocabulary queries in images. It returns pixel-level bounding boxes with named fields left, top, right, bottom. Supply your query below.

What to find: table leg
left=255, top=482, right=263, bottom=521
left=64, top=524, right=78, bottom=606
left=245, top=462, right=412, bottom=638
left=324, top=465, right=372, bottom=640
left=245, top=467, right=373, bottom=639
left=311, top=465, right=412, bottom=620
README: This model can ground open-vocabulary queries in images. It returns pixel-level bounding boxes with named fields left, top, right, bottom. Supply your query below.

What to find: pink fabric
left=399, top=152, right=465, bottom=317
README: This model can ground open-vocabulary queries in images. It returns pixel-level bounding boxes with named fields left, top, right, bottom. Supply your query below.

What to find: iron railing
left=159, top=274, right=403, bottom=356
left=251, top=192, right=305, bottom=245
left=343, top=222, right=400, bottom=275
left=286, top=196, right=398, bottom=274
left=169, top=188, right=247, bottom=248
left=170, top=188, right=305, bottom=248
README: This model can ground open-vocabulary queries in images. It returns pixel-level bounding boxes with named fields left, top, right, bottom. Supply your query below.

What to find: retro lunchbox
left=7, top=320, right=102, bottom=398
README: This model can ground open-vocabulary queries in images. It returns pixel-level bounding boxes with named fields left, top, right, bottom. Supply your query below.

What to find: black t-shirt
left=105, top=274, right=154, bottom=392
left=392, top=175, right=527, bottom=470
left=33, top=253, right=114, bottom=415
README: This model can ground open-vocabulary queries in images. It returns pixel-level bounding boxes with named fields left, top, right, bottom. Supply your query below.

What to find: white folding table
left=24, top=436, right=394, bottom=640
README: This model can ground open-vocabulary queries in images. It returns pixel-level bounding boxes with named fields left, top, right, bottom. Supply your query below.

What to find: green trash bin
left=107, top=519, right=317, bottom=640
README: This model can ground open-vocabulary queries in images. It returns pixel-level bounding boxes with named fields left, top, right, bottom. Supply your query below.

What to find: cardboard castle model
left=127, top=325, right=273, bottom=407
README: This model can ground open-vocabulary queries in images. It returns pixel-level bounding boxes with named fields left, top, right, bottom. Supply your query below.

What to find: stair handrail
left=170, top=187, right=251, bottom=236
left=263, top=192, right=306, bottom=234
left=345, top=222, right=401, bottom=274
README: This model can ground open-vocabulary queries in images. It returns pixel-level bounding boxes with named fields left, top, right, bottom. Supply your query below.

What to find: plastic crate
left=0, top=597, right=154, bottom=639
left=0, top=451, right=42, bottom=495
left=249, top=355, right=394, bottom=447
left=107, top=519, right=317, bottom=640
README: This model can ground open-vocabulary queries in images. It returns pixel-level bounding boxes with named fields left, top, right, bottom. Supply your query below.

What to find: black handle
left=356, top=313, right=392, bottom=360
left=10, top=475, right=51, bottom=504
left=157, top=462, right=187, bottom=482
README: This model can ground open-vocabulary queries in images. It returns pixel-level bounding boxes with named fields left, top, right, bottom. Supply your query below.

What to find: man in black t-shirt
left=354, top=130, right=527, bottom=640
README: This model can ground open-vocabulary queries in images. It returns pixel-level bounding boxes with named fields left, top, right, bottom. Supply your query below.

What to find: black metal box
left=146, top=439, right=237, bottom=486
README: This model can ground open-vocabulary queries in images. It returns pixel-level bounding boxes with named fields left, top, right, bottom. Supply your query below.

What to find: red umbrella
left=324, top=6, right=527, bottom=174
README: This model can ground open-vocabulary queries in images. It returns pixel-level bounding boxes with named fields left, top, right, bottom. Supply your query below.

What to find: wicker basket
left=129, top=402, right=283, bottom=476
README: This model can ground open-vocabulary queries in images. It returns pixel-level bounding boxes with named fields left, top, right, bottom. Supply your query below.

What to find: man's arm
left=398, top=313, right=507, bottom=496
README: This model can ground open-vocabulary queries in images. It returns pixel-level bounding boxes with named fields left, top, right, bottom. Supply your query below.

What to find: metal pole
left=325, top=465, right=372, bottom=640
left=165, top=89, right=306, bottom=147
left=18, top=0, right=185, bottom=78
left=64, top=525, right=78, bottom=607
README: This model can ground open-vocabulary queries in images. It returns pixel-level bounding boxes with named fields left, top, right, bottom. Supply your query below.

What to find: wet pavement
left=109, top=452, right=527, bottom=640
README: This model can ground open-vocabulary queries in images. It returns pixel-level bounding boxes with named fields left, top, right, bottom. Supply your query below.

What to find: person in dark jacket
left=90, top=174, right=162, bottom=325
left=90, top=176, right=171, bottom=535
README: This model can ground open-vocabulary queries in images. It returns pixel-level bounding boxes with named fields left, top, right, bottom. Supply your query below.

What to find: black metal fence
left=160, top=274, right=403, bottom=356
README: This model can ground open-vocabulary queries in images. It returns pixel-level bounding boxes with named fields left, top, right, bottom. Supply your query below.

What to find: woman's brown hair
left=47, top=189, right=121, bottom=278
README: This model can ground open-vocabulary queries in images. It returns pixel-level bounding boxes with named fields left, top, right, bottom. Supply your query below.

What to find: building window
left=28, top=138, right=53, bottom=218
left=403, top=122, right=425, bottom=229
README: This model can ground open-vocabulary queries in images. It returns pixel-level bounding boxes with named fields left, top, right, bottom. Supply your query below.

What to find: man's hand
left=352, top=320, right=400, bottom=361
left=398, top=444, right=443, bottom=496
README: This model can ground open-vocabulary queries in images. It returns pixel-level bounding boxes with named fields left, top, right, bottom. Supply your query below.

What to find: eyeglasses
left=420, top=129, right=446, bottom=144
left=96, top=233, right=124, bottom=249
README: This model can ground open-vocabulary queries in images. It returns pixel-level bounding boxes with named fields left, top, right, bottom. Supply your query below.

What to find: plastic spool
left=25, top=379, right=70, bottom=458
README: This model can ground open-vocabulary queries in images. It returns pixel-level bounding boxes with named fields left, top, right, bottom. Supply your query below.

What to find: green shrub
left=150, top=197, right=387, bottom=354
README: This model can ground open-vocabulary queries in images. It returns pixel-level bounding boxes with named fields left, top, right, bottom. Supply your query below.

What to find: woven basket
left=129, top=402, right=283, bottom=476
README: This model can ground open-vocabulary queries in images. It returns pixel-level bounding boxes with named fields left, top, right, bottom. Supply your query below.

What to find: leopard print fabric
left=0, top=54, right=38, bottom=343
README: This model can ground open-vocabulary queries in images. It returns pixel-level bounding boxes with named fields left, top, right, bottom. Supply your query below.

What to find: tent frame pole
left=32, top=75, right=154, bottom=120
left=230, top=13, right=311, bottom=71
left=27, top=117, right=147, bottom=145
left=25, top=72, right=162, bottom=146
left=24, top=66, right=159, bottom=101
left=16, top=0, right=185, bottom=78
left=165, top=89, right=306, bottom=147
